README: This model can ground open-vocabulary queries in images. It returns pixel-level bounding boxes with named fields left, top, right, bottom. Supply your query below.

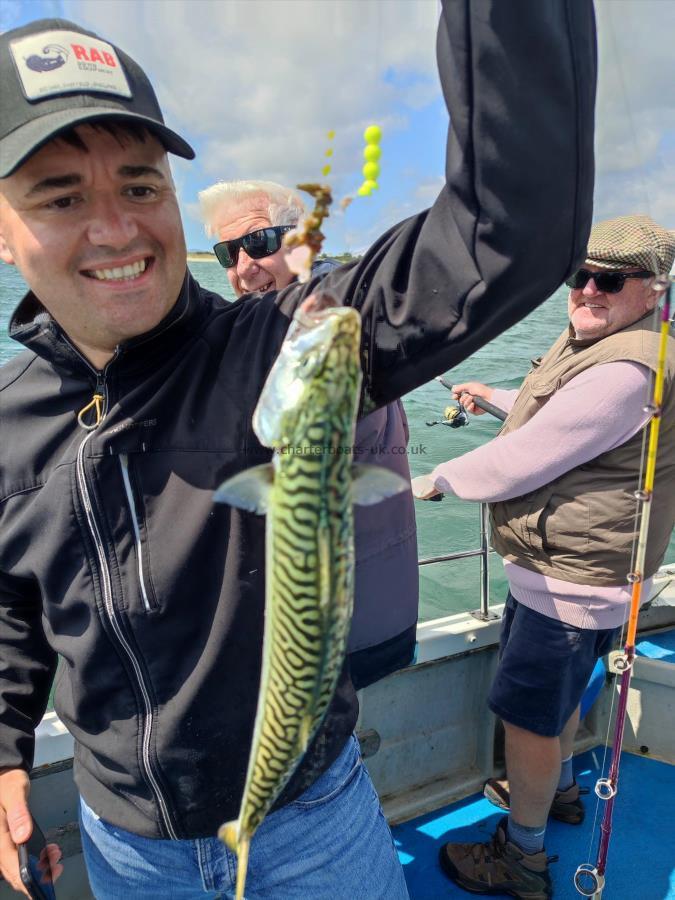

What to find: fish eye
left=297, top=353, right=320, bottom=373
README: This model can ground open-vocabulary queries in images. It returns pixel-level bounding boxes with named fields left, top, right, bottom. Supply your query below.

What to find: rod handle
left=436, top=377, right=507, bottom=421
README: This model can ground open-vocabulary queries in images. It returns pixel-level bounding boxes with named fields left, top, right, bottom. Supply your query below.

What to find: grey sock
left=558, top=754, right=574, bottom=791
left=506, top=817, right=546, bottom=855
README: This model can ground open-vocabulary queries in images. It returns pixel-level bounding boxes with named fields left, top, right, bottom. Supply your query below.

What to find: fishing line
left=583, top=296, right=659, bottom=867
left=576, top=3, right=673, bottom=892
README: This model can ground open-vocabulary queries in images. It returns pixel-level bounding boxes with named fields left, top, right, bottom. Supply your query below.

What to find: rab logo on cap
left=26, top=43, right=69, bottom=73
left=11, top=29, right=131, bottom=100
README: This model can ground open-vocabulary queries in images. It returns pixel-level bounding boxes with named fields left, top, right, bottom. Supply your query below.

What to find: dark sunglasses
left=213, top=225, right=294, bottom=269
left=565, top=268, right=653, bottom=294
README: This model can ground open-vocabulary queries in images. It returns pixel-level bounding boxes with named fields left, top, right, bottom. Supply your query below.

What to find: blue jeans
left=79, top=735, right=409, bottom=899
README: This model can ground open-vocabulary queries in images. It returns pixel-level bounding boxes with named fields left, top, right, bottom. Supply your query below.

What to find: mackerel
left=214, top=296, right=407, bottom=898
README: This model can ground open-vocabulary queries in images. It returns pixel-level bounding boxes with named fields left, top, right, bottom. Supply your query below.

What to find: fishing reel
left=426, top=403, right=469, bottom=429
left=574, top=864, right=605, bottom=898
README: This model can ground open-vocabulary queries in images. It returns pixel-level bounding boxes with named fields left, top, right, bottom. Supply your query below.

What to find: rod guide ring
left=574, top=864, right=604, bottom=897
left=594, top=777, right=617, bottom=800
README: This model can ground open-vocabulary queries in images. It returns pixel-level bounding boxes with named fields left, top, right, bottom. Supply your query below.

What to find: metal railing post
left=471, top=502, right=498, bottom=622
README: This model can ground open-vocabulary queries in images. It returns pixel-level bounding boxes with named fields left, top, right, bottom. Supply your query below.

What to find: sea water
left=1, top=262, right=673, bottom=621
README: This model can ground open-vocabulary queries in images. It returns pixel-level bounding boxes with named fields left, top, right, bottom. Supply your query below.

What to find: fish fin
left=218, top=819, right=239, bottom=852
left=300, top=714, right=313, bottom=749
left=214, top=464, right=274, bottom=513
left=351, top=464, right=410, bottom=506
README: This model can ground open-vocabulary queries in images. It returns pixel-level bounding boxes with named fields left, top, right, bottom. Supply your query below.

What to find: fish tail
left=219, top=821, right=251, bottom=899
left=235, top=834, right=251, bottom=900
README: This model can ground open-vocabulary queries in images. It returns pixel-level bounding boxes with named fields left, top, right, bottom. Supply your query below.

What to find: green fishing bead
left=322, top=164, right=332, bottom=176
left=363, top=144, right=381, bottom=162
left=364, top=125, right=382, bottom=143
left=362, top=161, right=380, bottom=180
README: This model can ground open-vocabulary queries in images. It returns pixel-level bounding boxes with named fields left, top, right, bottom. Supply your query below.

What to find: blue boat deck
left=393, top=629, right=675, bottom=899
left=394, top=748, right=675, bottom=899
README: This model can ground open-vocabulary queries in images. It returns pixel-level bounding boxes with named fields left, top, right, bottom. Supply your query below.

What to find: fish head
left=253, top=295, right=362, bottom=450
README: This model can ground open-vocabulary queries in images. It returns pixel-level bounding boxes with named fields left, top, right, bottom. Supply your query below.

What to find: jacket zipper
left=120, top=454, right=154, bottom=613
left=74, top=359, right=179, bottom=839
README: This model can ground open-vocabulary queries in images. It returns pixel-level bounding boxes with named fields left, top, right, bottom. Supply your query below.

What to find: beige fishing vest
left=490, top=313, right=675, bottom=586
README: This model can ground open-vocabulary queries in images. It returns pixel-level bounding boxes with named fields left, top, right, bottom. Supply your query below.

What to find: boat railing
left=417, top=501, right=499, bottom=622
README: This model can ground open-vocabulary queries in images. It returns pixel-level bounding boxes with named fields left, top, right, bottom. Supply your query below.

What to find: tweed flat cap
left=586, top=215, right=675, bottom=276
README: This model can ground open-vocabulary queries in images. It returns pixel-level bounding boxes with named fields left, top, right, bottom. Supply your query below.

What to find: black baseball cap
left=0, top=18, right=195, bottom=177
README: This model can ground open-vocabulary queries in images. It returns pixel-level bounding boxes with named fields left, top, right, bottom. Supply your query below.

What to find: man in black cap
left=0, top=6, right=596, bottom=898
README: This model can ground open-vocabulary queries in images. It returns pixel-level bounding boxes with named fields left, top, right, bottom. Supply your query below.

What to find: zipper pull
left=77, top=375, right=106, bottom=430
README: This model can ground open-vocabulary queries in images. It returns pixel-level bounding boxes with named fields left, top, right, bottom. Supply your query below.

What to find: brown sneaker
left=484, top=778, right=587, bottom=825
left=439, top=817, right=553, bottom=898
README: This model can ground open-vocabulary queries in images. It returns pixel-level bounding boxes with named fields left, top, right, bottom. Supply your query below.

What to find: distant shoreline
left=187, top=253, right=217, bottom=262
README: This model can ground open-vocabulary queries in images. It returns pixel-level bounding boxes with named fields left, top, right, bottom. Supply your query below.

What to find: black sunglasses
left=213, top=225, right=294, bottom=269
left=565, top=268, right=653, bottom=294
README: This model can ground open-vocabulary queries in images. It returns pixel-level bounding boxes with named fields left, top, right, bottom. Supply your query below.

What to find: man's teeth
left=90, top=259, right=147, bottom=281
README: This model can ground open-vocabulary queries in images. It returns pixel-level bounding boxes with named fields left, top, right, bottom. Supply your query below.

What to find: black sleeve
left=0, top=571, right=58, bottom=770
left=276, top=0, right=596, bottom=408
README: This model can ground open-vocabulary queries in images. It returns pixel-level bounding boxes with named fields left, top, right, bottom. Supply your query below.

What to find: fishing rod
left=574, top=278, right=673, bottom=899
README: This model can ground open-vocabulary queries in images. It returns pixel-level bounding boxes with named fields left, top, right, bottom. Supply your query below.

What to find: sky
left=3, top=0, right=674, bottom=253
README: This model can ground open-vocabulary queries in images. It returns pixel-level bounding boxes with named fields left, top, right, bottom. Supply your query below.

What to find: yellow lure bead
left=325, top=148, right=333, bottom=157
left=363, top=144, right=381, bottom=162
left=322, top=164, right=331, bottom=176
left=363, top=179, right=379, bottom=191
left=363, top=125, right=382, bottom=144
left=327, top=130, right=336, bottom=140
left=357, top=184, right=372, bottom=196
left=362, top=161, right=380, bottom=180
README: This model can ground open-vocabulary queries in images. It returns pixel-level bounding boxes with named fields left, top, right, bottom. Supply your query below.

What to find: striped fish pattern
left=214, top=298, right=407, bottom=899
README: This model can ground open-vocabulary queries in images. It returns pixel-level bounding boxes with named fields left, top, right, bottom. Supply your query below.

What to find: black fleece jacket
left=0, top=0, right=596, bottom=838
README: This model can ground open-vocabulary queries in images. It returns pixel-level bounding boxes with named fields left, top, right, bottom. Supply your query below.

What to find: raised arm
left=283, top=0, right=596, bottom=408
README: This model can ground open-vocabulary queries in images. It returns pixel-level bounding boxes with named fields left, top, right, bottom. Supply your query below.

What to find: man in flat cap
left=0, top=4, right=597, bottom=898
left=414, top=214, right=675, bottom=897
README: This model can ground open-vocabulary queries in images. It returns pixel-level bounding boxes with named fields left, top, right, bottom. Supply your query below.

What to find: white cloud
left=594, top=159, right=675, bottom=228
left=595, top=0, right=675, bottom=175
left=414, top=176, right=444, bottom=206
left=58, top=0, right=675, bottom=238
left=64, top=0, right=441, bottom=194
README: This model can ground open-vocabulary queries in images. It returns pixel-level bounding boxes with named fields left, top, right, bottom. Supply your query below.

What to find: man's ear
left=0, top=195, right=16, bottom=264
left=0, top=233, right=15, bottom=265
left=646, top=277, right=665, bottom=311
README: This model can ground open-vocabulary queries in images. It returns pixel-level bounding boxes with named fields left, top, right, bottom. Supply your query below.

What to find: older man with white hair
left=199, top=179, right=419, bottom=691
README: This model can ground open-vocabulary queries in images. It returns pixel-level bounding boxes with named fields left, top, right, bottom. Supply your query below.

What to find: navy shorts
left=488, top=593, right=619, bottom=737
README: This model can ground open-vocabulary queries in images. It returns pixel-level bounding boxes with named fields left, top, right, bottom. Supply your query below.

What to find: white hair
left=198, top=180, right=306, bottom=238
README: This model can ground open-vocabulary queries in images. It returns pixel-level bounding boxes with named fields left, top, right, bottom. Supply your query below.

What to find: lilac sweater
left=431, top=362, right=653, bottom=629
